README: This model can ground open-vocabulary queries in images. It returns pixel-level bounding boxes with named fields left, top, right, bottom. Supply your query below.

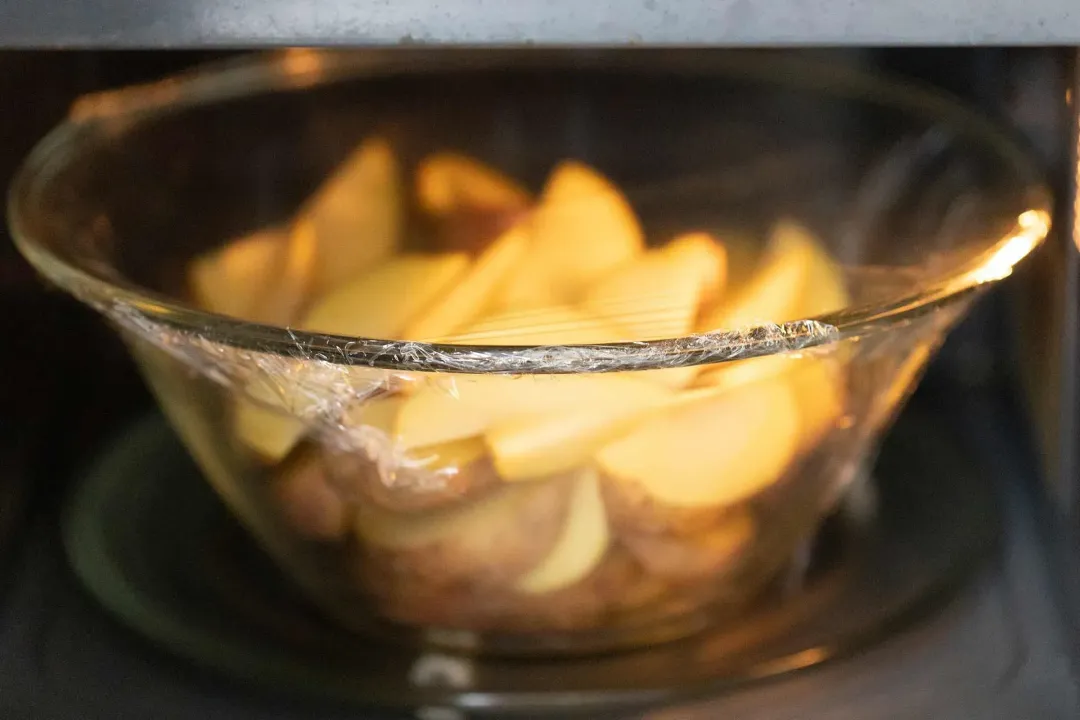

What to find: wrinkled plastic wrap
left=106, top=295, right=837, bottom=412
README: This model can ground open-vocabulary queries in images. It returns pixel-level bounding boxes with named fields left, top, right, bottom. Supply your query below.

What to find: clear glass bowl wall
left=9, top=51, right=1049, bottom=656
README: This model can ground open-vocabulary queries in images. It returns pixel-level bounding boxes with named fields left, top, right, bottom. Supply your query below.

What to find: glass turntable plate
left=62, top=407, right=997, bottom=718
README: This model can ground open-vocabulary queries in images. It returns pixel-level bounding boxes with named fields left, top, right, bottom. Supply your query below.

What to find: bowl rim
left=7, top=49, right=1053, bottom=376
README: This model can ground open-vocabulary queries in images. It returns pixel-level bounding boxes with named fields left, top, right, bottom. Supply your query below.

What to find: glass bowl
left=8, top=50, right=1050, bottom=657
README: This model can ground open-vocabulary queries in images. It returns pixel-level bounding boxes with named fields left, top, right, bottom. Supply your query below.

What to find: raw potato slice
left=262, top=220, right=320, bottom=325
left=417, top=152, right=532, bottom=254
left=356, top=473, right=573, bottom=586
left=234, top=398, right=307, bottom=462
left=598, top=380, right=799, bottom=529
left=302, top=137, right=402, bottom=294
left=395, top=372, right=668, bottom=450
left=402, top=226, right=531, bottom=340
left=190, top=229, right=284, bottom=319
left=318, top=433, right=500, bottom=514
left=235, top=374, right=402, bottom=463
left=271, top=448, right=350, bottom=541
left=486, top=382, right=672, bottom=480
left=417, top=152, right=531, bottom=217
left=789, top=354, right=847, bottom=446
left=493, top=161, right=645, bottom=310
left=698, top=220, right=845, bottom=333
left=583, top=233, right=727, bottom=341
left=190, top=222, right=315, bottom=326
left=400, top=304, right=645, bottom=450
left=517, top=470, right=610, bottom=594
left=300, top=253, right=468, bottom=338
left=364, top=549, right=644, bottom=632
left=364, top=437, right=497, bottom=513
left=696, top=352, right=846, bottom=450
left=440, top=304, right=634, bottom=346
left=694, top=221, right=850, bottom=445
left=619, top=510, right=754, bottom=581
left=582, top=232, right=727, bottom=388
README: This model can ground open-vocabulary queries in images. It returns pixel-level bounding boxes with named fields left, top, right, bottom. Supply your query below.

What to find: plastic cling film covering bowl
left=8, top=50, right=1049, bottom=655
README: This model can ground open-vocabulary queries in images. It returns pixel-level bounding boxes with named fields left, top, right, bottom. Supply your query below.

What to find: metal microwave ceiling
left=0, top=0, right=1077, bottom=48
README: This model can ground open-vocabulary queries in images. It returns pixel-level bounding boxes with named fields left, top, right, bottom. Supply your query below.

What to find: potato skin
left=429, top=205, right=529, bottom=256
left=617, top=510, right=755, bottom=582
left=359, top=547, right=664, bottom=633
left=600, top=470, right=732, bottom=538
left=323, top=444, right=502, bottom=514
left=270, top=450, right=351, bottom=541
left=354, top=474, right=574, bottom=602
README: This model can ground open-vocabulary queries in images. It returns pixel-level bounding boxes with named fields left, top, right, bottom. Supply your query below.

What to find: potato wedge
left=337, top=436, right=501, bottom=514
left=355, top=473, right=574, bottom=588
left=191, top=221, right=315, bottom=326
left=302, top=137, right=402, bottom=294
left=234, top=399, right=309, bottom=463
left=517, top=470, right=610, bottom=594
left=271, top=447, right=351, bottom=541
left=363, top=548, right=643, bottom=633
left=493, top=161, right=644, bottom=311
left=439, top=303, right=634, bottom=346
left=417, top=152, right=532, bottom=255
left=583, top=232, right=727, bottom=341
left=190, top=229, right=285, bottom=320
left=698, top=220, right=846, bottom=333
left=598, top=379, right=800, bottom=533
left=403, top=225, right=531, bottom=340
left=396, top=371, right=669, bottom=450
left=693, top=220, right=850, bottom=444
left=300, top=252, right=469, bottom=339
left=697, top=352, right=846, bottom=451
left=485, top=383, right=671, bottom=480
left=418, top=152, right=530, bottom=215
left=235, top=377, right=403, bottom=463
left=618, top=510, right=754, bottom=581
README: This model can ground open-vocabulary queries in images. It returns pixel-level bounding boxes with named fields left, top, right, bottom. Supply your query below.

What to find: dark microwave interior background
left=0, top=48, right=1066, bottom=575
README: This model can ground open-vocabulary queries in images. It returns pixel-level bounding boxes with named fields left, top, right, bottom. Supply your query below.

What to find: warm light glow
left=280, top=49, right=325, bottom=81
left=970, top=209, right=1051, bottom=284
left=755, top=647, right=831, bottom=676
left=1074, top=104, right=1080, bottom=255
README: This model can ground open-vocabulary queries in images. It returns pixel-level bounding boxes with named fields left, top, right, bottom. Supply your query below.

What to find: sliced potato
left=235, top=377, right=400, bottom=463
left=403, top=225, right=531, bottom=340
left=271, top=447, right=350, bottom=541
left=347, top=436, right=501, bottom=514
left=493, top=161, right=644, bottom=311
left=234, top=399, right=308, bottom=463
left=302, top=137, right=402, bottom=294
left=439, top=304, right=634, bottom=346
left=417, top=152, right=532, bottom=255
left=516, top=470, right=610, bottom=594
left=190, top=229, right=285, bottom=320
left=356, top=473, right=573, bottom=587
left=364, top=548, right=643, bottom=632
left=598, top=379, right=800, bottom=533
left=191, top=222, right=315, bottom=326
left=583, top=232, right=727, bottom=341
left=698, top=220, right=845, bottom=333
left=417, top=152, right=531, bottom=217
left=485, top=382, right=671, bottom=480
left=395, top=372, right=668, bottom=450
left=582, top=232, right=728, bottom=388
left=300, top=253, right=469, bottom=339
left=270, top=432, right=496, bottom=539
left=694, top=221, right=850, bottom=445
left=697, top=352, right=846, bottom=450
left=618, top=510, right=754, bottom=581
